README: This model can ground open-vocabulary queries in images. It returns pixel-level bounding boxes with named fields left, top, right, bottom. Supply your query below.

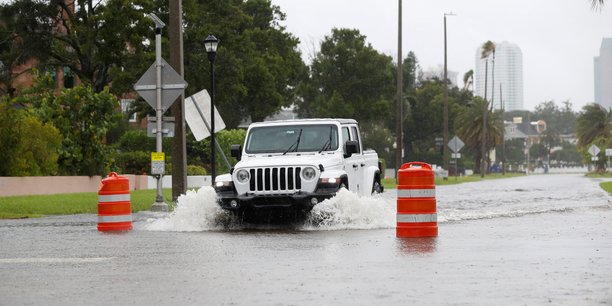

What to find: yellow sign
left=151, top=152, right=165, bottom=161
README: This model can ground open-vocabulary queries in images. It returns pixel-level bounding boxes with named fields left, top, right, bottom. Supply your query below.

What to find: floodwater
left=1, top=174, right=611, bottom=305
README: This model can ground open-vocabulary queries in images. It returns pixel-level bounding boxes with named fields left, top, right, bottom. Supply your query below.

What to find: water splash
left=304, top=189, right=395, bottom=230
left=139, top=187, right=396, bottom=231
left=139, top=187, right=234, bottom=232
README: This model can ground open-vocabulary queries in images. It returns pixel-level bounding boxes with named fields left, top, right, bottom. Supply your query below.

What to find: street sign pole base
left=150, top=200, right=169, bottom=212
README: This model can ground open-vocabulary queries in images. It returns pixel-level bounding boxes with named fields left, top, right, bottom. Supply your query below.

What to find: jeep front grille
left=249, top=167, right=302, bottom=193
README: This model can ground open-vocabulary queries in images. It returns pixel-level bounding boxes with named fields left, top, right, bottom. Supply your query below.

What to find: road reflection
left=395, top=237, right=437, bottom=255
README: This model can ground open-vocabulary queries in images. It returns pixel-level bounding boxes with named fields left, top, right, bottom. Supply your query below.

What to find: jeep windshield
left=245, top=124, right=339, bottom=154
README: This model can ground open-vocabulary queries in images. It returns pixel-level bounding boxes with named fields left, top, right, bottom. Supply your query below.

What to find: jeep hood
left=235, top=153, right=343, bottom=170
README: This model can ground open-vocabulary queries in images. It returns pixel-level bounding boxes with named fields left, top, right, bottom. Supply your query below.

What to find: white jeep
left=214, top=119, right=383, bottom=212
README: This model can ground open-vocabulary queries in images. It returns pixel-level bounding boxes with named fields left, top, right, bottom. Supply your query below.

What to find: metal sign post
left=448, top=135, right=464, bottom=180
left=134, top=13, right=187, bottom=212
left=588, top=144, right=601, bottom=171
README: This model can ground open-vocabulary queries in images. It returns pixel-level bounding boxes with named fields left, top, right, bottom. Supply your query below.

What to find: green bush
left=0, top=100, right=62, bottom=176
left=115, top=151, right=150, bottom=175
left=187, top=165, right=208, bottom=175
left=187, top=129, right=246, bottom=174
left=117, top=129, right=154, bottom=152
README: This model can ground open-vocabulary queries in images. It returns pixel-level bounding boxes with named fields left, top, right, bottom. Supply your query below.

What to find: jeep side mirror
left=344, top=140, right=359, bottom=158
left=230, top=144, right=242, bottom=161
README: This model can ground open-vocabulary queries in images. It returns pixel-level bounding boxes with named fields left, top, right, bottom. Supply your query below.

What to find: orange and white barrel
left=396, top=162, right=438, bottom=237
left=98, top=172, right=132, bottom=231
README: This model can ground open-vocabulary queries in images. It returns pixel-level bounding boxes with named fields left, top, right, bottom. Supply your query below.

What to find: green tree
left=401, top=77, right=473, bottom=165
left=456, top=97, right=503, bottom=173
left=188, top=129, right=246, bottom=174
left=404, top=79, right=445, bottom=157
left=0, top=98, right=62, bottom=176
left=297, top=28, right=395, bottom=124
left=181, top=0, right=306, bottom=127
left=480, top=41, right=496, bottom=104
left=462, top=69, right=474, bottom=91
left=17, top=74, right=119, bottom=176
left=591, top=0, right=605, bottom=10
left=576, top=103, right=611, bottom=148
left=0, top=0, right=156, bottom=93
left=10, top=116, right=62, bottom=176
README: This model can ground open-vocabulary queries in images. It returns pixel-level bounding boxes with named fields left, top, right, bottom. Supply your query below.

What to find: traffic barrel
left=396, top=162, right=438, bottom=237
left=98, top=172, right=132, bottom=231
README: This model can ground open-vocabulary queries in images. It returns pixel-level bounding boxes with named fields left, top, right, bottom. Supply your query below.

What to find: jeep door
left=342, top=125, right=365, bottom=193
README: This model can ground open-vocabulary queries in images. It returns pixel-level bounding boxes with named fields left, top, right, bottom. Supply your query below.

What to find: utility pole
left=481, top=60, right=488, bottom=178
left=443, top=12, right=455, bottom=176
left=500, top=83, right=506, bottom=175
left=395, top=0, right=403, bottom=182
left=169, top=0, right=187, bottom=202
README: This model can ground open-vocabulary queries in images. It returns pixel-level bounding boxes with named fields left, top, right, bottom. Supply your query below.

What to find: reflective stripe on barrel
left=397, top=188, right=435, bottom=198
left=397, top=213, right=437, bottom=223
left=98, top=194, right=130, bottom=203
left=98, top=214, right=133, bottom=223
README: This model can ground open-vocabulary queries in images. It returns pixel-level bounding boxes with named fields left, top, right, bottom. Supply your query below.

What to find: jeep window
left=342, top=127, right=350, bottom=154
left=351, top=126, right=361, bottom=153
left=246, top=124, right=339, bottom=154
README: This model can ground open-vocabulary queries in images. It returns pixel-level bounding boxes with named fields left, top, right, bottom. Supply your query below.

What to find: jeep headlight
left=235, top=169, right=250, bottom=184
left=301, top=167, right=317, bottom=181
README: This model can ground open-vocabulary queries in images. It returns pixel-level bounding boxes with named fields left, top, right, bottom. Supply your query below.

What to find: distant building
left=594, top=37, right=612, bottom=108
left=474, top=42, right=524, bottom=111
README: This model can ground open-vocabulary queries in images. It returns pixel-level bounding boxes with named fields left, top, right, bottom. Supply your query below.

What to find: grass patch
left=382, top=172, right=526, bottom=189
left=599, top=181, right=612, bottom=194
left=586, top=172, right=612, bottom=178
left=0, top=189, right=174, bottom=219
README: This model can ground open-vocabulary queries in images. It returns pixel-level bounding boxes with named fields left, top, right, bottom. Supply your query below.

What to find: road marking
left=0, top=257, right=114, bottom=264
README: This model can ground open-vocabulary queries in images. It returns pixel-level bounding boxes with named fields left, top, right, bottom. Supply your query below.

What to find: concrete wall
left=0, top=175, right=211, bottom=197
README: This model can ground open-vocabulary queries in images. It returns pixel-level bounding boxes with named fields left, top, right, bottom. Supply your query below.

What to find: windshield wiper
left=318, top=126, right=333, bottom=153
left=282, top=128, right=303, bottom=155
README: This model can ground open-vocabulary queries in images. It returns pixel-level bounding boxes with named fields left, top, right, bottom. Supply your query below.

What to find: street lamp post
left=443, top=12, right=455, bottom=177
left=204, top=35, right=219, bottom=185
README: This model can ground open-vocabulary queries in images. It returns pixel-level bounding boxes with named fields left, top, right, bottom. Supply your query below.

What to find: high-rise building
left=474, top=42, right=523, bottom=111
left=594, top=38, right=612, bottom=108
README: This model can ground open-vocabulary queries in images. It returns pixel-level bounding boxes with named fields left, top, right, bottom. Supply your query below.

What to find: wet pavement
left=1, top=174, right=611, bottom=305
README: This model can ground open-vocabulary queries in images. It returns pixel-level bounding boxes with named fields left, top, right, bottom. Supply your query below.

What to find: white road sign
left=448, top=136, right=465, bottom=153
left=185, top=89, right=225, bottom=141
left=588, top=144, right=600, bottom=157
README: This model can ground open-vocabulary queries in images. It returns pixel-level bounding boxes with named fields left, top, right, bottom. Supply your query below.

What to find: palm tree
left=456, top=97, right=503, bottom=174
left=576, top=103, right=612, bottom=148
left=481, top=41, right=496, bottom=109
left=462, top=69, right=473, bottom=91
left=591, top=0, right=605, bottom=10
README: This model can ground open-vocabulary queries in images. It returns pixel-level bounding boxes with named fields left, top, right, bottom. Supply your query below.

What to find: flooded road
left=1, top=174, right=611, bottom=305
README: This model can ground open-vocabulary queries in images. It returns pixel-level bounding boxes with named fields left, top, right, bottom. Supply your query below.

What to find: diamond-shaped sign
left=134, top=58, right=187, bottom=113
left=588, top=144, right=600, bottom=157
left=448, top=135, right=465, bottom=153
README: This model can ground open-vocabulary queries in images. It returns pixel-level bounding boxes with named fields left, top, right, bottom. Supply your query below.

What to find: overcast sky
left=271, top=0, right=612, bottom=111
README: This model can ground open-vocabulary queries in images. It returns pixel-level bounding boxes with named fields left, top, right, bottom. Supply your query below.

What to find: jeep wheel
left=372, top=180, right=383, bottom=194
